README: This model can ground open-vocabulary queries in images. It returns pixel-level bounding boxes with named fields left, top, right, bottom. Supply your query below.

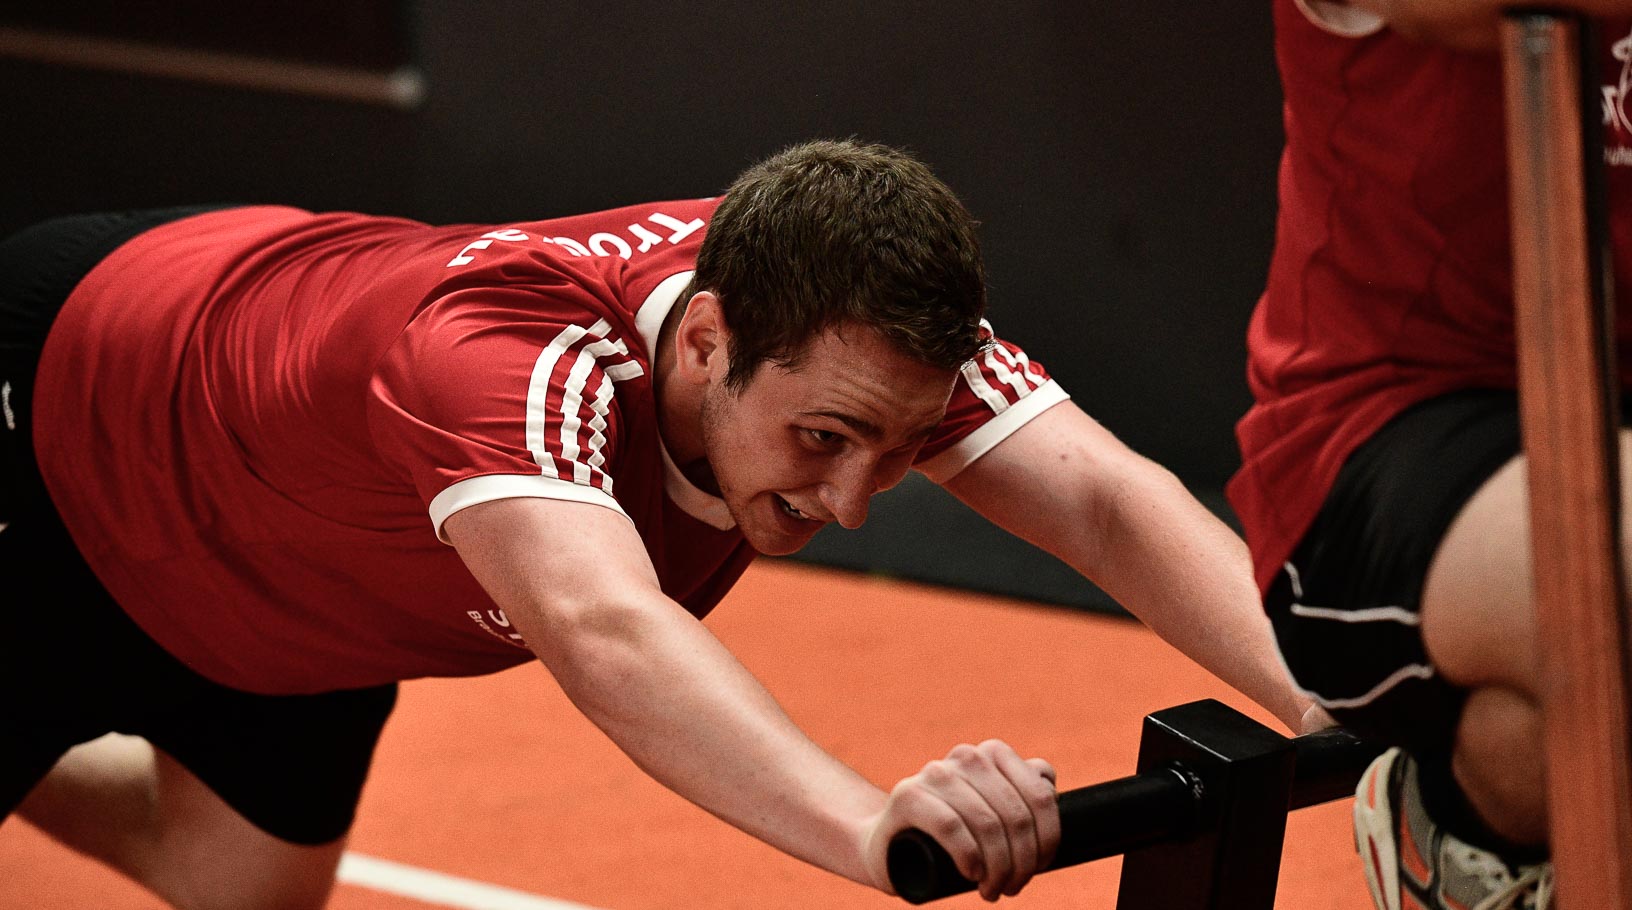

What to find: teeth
left=780, top=498, right=807, bottom=519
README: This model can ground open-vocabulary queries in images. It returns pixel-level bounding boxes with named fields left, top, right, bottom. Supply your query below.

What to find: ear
left=672, top=291, right=731, bottom=384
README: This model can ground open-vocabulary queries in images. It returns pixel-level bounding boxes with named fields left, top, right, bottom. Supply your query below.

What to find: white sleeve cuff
left=915, top=380, right=1070, bottom=484
left=1295, top=0, right=1385, bottom=37
left=429, top=473, right=631, bottom=544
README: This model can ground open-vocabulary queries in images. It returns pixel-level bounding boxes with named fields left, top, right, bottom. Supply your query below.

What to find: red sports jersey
left=1229, top=1, right=1632, bottom=593
left=35, top=201, right=1063, bottom=694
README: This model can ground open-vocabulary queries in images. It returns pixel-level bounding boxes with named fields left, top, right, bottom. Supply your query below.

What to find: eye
left=805, top=428, right=842, bottom=447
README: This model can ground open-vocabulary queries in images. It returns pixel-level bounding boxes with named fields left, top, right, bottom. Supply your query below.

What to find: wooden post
left=1502, top=12, right=1632, bottom=907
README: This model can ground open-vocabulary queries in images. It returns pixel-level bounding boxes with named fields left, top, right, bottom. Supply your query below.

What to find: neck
left=653, top=298, right=708, bottom=470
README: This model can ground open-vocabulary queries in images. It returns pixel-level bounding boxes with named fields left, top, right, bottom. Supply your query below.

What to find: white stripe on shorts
left=1311, top=663, right=1437, bottom=710
left=1289, top=602, right=1421, bottom=626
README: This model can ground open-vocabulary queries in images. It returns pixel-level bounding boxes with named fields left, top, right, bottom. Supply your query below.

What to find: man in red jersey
left=1232, top=3, right=1632, bottom=908
left=2, top=140, right=1307, bottom=907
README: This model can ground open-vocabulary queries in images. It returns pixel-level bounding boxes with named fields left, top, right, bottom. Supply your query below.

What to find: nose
left=818, top=480, right=869, bottom=529
left=818, top=454, right=881, bottom=530
left=822, top=459, right=874, bottom=531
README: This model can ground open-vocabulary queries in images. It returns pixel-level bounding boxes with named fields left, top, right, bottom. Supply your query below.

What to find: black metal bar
left=887, top=700, right=1383, bottom=905
left=1115, top=701, right=1297, bottom=910
left=1289, top=726, right=1382, bottom=810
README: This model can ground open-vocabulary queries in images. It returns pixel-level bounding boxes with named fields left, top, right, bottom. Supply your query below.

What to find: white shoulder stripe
left=524, top=319, right=646, bottom=489
left=583, top=372, right=616, bottom=494
left=1008, top=347, right=1043, bottom=390
left=984, top=345, right=1036, bottom=399
left=583, top=332, right=629, bottom=359
left=917, top=380, right=1069, bottom=483
left=526, top=324, right=592, bottom=477
left=604, top=361, right=645, bottom=382
left=558, top=346, right=601, bottom=484
left=429, top=473, right=631, bottom=544
left=960, top=359, right=1011, bottom=414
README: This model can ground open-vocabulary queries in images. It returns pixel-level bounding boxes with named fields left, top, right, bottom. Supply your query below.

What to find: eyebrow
left=802, top=410, right=939, bottom=443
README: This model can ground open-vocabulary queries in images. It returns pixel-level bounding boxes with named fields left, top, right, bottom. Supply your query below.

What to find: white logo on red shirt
left=467, top=608, right=530, bottom=649
left=1601, top=27, right=1632, bottom=165
left=445, top=211, right=705, bottom=268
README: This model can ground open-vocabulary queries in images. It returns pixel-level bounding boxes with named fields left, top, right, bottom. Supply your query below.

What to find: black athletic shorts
left=1262, top=388, right=1568, bottom=765
left=0, top=209, right=398, bottom=846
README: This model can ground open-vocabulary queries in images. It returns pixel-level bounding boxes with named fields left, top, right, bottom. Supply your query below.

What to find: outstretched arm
left=943, top=401, right=1312, bottom=733
left=443, top=496, right=1059, bottom=900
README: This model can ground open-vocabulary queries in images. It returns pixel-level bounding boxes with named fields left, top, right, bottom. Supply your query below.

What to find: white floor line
left=337, top=852, right=610, bottom=910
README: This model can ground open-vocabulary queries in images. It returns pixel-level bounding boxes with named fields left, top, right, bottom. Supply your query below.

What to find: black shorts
left=0, top=209, right=398, bottom=846
left=1263, top=388, right=1534, bottom=764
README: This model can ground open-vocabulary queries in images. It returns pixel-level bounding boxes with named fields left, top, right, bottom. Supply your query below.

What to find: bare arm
left=944, top=402, right=1311, bottom=732
left=1330, top=0, right=1632, bottom=48
left=444, top=496, right=1059, bottom=899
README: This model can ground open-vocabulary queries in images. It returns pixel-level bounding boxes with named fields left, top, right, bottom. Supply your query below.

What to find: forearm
left=1084, top=464, right=1310, bottom=732
left=1341, top=0, right=1632, bottom=48
left=532, top=592, right=887, bottom=884
left=538, top=594, right=1065, bottom=901
left=446, top=499, right=888, bottom=884
left=946, top=404, right=1310, bottom=731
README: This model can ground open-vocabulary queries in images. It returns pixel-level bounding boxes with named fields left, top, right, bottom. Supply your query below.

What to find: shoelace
left=1468, top=860, right=1552, bottom=910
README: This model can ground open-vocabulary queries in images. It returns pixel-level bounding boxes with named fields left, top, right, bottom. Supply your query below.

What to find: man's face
left=699, top=324, right=956, bottom=556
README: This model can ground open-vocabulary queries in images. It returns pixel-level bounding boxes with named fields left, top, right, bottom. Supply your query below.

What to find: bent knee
left=147, top=752, right=345, bottom=910
left=1424, top=429, right=1632, bottom=694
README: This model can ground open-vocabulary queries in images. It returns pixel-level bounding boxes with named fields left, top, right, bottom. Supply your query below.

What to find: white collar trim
left=634, top=271, right=736, bottom=531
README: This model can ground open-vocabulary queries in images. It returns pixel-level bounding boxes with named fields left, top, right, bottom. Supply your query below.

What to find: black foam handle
left=885, top=727, right=1381, bottom=904
left=887, top=828, right=970, bottom=904
left=886, top=768, right=1198, bottom=904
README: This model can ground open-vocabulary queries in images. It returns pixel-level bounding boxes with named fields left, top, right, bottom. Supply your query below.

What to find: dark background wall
left=0, top=2, right=1286, bottom=614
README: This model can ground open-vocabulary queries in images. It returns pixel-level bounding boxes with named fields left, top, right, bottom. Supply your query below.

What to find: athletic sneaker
left=1354, top=747, right=1553, bottom=910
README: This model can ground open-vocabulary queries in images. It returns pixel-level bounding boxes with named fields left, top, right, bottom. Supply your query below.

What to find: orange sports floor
left=0, top=560, right=1374, bottom=909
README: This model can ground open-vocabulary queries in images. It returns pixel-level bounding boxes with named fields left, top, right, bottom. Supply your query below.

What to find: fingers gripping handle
left=886, top=769, right=1199, bottom=904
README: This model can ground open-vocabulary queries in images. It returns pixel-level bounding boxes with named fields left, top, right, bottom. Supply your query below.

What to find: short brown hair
left=691, top=140, right=988, bottom=389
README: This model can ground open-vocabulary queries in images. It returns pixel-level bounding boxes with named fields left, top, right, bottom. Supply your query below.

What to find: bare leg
left=1421, top=452, right=1544, bottom=846
left=18, top=733, right=344, bottom=910
left=1452, top=686, right=1547, bottom=846
left=1420, top=429, right=1632, bottom=848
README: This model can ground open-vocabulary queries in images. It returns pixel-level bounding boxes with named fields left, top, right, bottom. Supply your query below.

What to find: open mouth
left=776, top=495, right=816, bottom=522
